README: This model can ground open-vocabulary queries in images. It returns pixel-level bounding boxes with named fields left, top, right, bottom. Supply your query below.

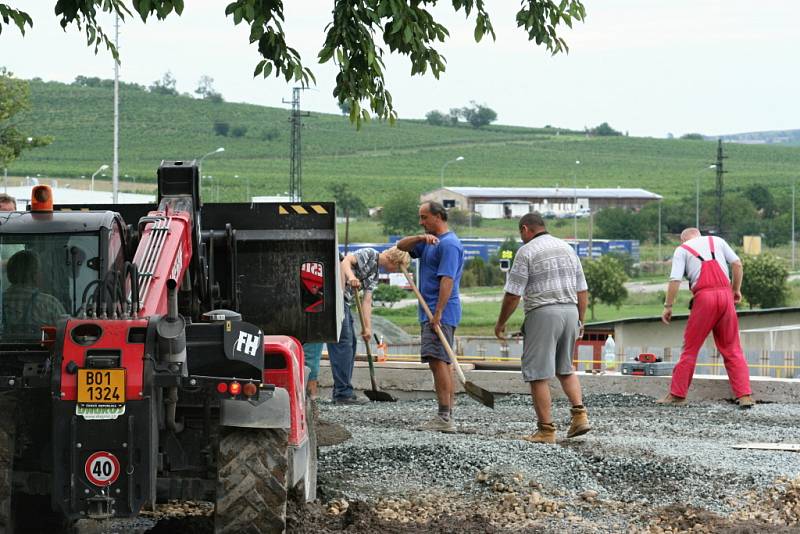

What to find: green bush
left=742, top=254, right=788, bottom=309
left=605, top=251, right=639, bottom=278
left=213, top=121, right=230, bottom=136
left=448, top=208, right=482, bottom=228
left=231, top=125, right=248, bottom=138
left=460, top=269, right=477, bottom=288
left=380, top=191, right=419, bottom=236
left=583, top=255, right=628, bottom=320
left=425, top=110, right=446, bottom=126
left=595, top=208, right=646, bottom=241
left=372, top=284, right=407, bottom=307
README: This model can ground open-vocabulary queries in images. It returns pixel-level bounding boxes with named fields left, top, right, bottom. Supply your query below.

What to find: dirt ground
left=132, top=392, right=800, bottom=533
left=288, top=393, right=800, bottom=534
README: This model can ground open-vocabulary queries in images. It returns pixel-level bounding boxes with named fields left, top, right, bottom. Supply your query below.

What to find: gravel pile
left=309, top=392, right=800, bottom=532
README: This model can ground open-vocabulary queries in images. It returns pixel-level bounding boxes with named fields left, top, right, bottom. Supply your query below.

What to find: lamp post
left=439, top=156, right=464, bottom=189
left=695, top=164, right=717, bottom=228
left=573, top=160, right=581, bottom=239
left=198, top=147, right=225, bottom=197
left=198, top=146, right=225, bottom=166
left=91, top=164, right=109, bottom=192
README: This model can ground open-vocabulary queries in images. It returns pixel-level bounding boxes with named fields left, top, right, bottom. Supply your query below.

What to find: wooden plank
left=733, top=442, right=800, bottom=452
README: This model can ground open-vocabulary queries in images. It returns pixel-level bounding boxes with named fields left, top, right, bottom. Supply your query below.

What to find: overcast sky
left=2, top=1, right=797, bottom=138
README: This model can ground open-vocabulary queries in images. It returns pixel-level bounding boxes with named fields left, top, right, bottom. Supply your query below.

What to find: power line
left=714, top=138, right=728, bottom=236
left=283, top=87, right=309, bottom=202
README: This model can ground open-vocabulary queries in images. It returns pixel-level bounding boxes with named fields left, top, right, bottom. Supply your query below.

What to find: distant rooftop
left=3, top=185, right=154, bottom=206
left=439, top=186, right=662, bottom=200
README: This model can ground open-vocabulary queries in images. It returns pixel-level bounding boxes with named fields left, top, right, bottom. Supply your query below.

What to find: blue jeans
left=327, top=306, right=357, bottom=401
left=302, top=343, right=323, bottom=381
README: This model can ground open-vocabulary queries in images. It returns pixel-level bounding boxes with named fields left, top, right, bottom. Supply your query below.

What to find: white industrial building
left=421, top=186, right=662, bottom=219
left=3, top=185, right=154, bottom=207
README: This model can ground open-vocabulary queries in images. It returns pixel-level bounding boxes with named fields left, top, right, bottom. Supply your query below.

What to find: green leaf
left=318, top=46, right=334, bottom=63
left=253, top=59, right=266, bottom=77
left=403, top=25, right=412, bottom=43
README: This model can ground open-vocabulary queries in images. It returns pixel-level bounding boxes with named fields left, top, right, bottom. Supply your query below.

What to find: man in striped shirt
left=495, top=212, right=590, bottom=444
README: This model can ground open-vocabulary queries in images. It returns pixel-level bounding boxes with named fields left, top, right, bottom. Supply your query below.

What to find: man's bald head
left=680, top=227, right=701, bottom=243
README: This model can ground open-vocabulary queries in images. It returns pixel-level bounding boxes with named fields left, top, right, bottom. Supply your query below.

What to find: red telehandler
left=0, top=161, right=342, bottom=533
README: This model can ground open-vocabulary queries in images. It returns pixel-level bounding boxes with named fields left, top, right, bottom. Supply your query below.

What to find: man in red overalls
left=659, top=228, right=754, bottom=408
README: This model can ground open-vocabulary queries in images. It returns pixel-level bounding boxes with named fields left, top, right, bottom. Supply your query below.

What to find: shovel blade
left=464, top=381, right=494, bottom=409
left=364, top=389, right=397, bottom=402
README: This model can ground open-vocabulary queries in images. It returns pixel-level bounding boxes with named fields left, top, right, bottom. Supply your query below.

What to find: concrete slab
left=316, top=366, right=800, bottom=403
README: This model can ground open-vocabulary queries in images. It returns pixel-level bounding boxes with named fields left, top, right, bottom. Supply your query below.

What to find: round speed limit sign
left=84, top=451, right=121, bottom=486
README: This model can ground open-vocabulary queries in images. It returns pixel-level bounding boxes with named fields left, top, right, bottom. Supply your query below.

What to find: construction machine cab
left=0, top=210, right=124, bottom=345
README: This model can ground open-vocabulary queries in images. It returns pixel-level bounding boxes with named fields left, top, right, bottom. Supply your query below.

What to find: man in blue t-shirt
left=398, top=201, right=464, bottom=433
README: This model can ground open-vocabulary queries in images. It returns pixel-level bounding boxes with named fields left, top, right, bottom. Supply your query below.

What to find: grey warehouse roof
left=440, top=187, right=662, bottom=200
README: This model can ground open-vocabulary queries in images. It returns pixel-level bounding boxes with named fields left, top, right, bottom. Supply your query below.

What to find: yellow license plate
left=77, top=369, right=126, bottom=405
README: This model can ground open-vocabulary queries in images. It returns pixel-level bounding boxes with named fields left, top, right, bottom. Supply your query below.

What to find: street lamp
left=695, top=164, right=717, bottom=228
left=573, top=160, right=581, bottom=239
left=198, top=148, right=224, bottom=198
left=439, top=156, right=464, bottom=189
left=91, top=164, right=109, bottom=192
left=198, top=146, right=225, bottom=165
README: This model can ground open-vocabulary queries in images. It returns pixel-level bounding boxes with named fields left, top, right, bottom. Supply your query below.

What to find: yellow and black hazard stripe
left=278, top=204, right=328, bottom=215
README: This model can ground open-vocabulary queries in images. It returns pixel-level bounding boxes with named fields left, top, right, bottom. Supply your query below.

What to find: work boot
left=522, top=422, right=556, bottom=444
left=415, top=415, right=456, bottom=433
left=737, top=395, right=755, bottom=409
left=333, top=395, right=368, bottom=406
left=566, top=406, right=591, bottom=438
left=655, top=393, right=687, bottom=406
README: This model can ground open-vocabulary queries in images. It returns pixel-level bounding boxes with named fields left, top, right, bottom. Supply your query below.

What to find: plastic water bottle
left=603, top=335, right=616, bottom=370
left=375, top=335, right=388, bottom=363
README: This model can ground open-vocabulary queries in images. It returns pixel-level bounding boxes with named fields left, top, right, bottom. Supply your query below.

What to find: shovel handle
left=399, top=266, right=467, bottom=385
left=353, top=290, right=379, bottom=391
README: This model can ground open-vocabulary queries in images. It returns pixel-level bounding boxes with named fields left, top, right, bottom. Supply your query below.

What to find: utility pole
left=112, top=13, right=120, bottom=204
left=658, top=201, right=662, bottom=265
left=792, top=178, right=797, bottom=271
left=283, top=88, right=309, bottom=202
left=714, top=139, right=727, bottom=236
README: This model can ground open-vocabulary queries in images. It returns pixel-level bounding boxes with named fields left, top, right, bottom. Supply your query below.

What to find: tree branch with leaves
left=0, top=68, right=52, bottom=168
left=0, top=1, right=586, bottom=127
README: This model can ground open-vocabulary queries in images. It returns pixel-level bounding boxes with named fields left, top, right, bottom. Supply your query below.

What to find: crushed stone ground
left=292, top=392, right=800, bottom=533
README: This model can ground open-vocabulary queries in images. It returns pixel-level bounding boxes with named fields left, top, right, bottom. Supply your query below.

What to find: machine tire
left=0, top=392, right=16, bottom=534
left=215, top=427, right=289, bottom=534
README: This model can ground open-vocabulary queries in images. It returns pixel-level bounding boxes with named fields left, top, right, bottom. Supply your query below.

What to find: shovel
left=400, top=266, right=494, bottom=409
left=353, top=289, right=396, bottom=402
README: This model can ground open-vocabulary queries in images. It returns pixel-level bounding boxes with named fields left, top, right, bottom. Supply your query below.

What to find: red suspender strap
left=680, top=243, right=704, bottom=260
left=708, top=236, right=716, bottom=258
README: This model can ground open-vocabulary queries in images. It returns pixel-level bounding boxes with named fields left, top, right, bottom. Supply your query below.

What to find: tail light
left=242, top=382, right=258, bottom=397
left=216, top=382, right=228, bottom=394
left=228, top=381, right=242, bottom=396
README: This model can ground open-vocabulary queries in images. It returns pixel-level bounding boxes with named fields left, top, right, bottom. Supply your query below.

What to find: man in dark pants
left=397, top=201, right=464, bottom=432
left=327, top=246, right=410, bottom=404
left=494, top=212, right=590, bottom=444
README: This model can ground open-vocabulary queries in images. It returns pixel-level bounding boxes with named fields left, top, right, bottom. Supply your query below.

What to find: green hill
left=10, top=78, right=800, bottom=206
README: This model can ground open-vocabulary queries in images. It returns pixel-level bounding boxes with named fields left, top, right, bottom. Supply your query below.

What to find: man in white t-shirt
left=659, top=227, right=753, bottom=408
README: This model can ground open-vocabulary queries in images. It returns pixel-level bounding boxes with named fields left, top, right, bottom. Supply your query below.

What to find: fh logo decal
left=235, top=331, right=260, bottom=357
